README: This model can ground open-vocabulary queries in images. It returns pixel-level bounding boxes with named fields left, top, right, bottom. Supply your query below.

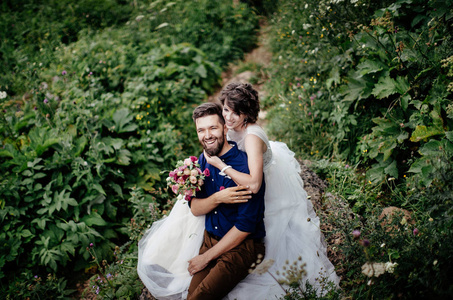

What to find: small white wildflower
left=433, top=260, right=438, bottom=266
left=83, top=161, right=88, bottom=166
left=385, top=262, right=397, bottom=273
left=381, top=243, right=385, bottom=248
left=135, top=15, right=144, bottom=21
left=0, top=91, right=7, bottom=99
left=388, top=177, right=395, bottom=181
left=305, top=3, right=308, bottom=9
left=362, top=44, right=366, bottom=48
left=291, top=30, right=295, bottom=35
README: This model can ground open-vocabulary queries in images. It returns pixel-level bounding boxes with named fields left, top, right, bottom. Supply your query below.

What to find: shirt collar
left=218, top=141, right=239, bottom=161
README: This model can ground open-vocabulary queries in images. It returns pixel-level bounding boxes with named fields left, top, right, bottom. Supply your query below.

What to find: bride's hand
left=204, top=151, right=225, bottom=170
left=216, top=185, right=252, bottom=204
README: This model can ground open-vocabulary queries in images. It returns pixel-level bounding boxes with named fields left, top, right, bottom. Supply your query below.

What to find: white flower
left=305, top=4, right=308, bottom=9
left=380, top=243, right=386, bottom=248
left=433, top=260, right=438, bottom=266
left=385, top=262, right=398, bottom=273
left=0, top=91, right=7, bottom=99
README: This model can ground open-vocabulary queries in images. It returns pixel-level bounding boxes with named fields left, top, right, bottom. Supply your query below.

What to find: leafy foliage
left=0, top=0, right=259, bottom=295
left=263, top=0, right=453, bottom=298
left=264, top=0, right=452, bottom=187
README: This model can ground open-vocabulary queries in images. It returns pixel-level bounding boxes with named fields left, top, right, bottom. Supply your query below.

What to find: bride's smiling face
left=223, top=101, right=246, bottom=131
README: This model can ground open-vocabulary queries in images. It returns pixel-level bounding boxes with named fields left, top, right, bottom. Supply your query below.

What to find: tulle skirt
left=137, top=141, right=340, bottom=299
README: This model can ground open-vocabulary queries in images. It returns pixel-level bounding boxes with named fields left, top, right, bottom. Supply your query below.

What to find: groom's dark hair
left=192, top=102, right=225, bottom=125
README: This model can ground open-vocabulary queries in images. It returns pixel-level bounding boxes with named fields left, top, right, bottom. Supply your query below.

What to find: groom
left=187, top=102, right=266, bottom=299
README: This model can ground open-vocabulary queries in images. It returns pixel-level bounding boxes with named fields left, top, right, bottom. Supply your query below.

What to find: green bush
left=262, top=1, right=453, bottom=298
left=0, top=0, right=260, bottom=295
left=264, top=0, right=453, bottom=187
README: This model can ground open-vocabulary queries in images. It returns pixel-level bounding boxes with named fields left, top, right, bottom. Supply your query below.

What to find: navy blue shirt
left=193, top=141, right=266, bottom=239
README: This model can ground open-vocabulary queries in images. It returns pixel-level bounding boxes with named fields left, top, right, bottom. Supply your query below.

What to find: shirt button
left=214, top=211, right=217, bottom=214
left=212, top=178, right=214, bottom=181
left=214, top=226, right=218, bottom=230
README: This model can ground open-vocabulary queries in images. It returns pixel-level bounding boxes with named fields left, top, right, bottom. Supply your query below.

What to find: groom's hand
left=188, top=254, right=209, bottom=276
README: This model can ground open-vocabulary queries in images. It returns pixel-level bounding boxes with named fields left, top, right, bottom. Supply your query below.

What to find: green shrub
left=0, top=0, right=260, bottom=295
left=264, top=0, right=453, bottom=187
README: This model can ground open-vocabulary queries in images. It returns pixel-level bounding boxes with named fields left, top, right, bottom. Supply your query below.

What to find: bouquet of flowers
left=167, top=156, right=210, bottom=201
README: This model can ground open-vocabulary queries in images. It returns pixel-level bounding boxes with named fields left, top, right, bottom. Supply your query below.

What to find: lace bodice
left=227, top=124, right=273, bottom=170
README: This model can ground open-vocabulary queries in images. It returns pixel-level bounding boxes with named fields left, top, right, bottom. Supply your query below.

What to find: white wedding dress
left=137, top=125, right=340, bottom=299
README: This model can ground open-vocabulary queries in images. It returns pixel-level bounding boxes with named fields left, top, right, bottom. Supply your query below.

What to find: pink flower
left=183, top=168, right=191, bottom=176
left=219, top=186, right=225, bottom=191
left=172, top=185, right=179, bottom=194
left=189, top=176, right=197, bottom=184
left=169, top=171, right=176, bottom=178
left=196, top=167, right=202, bottom=174
left=190, top=156, right=198, bottom=162
left=190, top=169, right=198, bottom=177
left=352, top=230, right=361, bottom=239
left=185, top=189, right=193, bottom=197
left=198, top=179, right=204, bottom=186
left=184, top=158, right=192, bottom=166
left=203, top=168, right=210, bottom=177
left=177, top=177, right=185, bottom=185
left=413, top=228, right=419, bottom=236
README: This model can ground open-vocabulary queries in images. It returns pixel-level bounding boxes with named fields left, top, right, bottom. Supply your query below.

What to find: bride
left=137, top=83, right=340, bottom=299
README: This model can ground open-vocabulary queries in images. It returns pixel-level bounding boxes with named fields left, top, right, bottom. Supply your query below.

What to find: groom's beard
left=202, top=134, right=225, bottom=157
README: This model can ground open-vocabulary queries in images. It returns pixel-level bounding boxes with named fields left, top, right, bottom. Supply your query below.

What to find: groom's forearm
left=203, top=226, right=250, bottom=262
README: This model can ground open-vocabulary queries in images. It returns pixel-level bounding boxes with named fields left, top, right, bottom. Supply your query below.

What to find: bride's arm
left=206, top=134, right=265, bottom=194
left=190, top=186, right=252, bottom=216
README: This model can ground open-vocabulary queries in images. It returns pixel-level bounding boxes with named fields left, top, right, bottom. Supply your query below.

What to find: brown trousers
left=187, top=230, right=265, bottom=300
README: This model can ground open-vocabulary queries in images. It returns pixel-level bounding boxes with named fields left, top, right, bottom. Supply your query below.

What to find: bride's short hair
left=219, top=82, right=260, bottom=123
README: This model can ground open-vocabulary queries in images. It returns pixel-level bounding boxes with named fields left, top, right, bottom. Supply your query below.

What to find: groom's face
left=195, top=114, right=226, bottom=156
